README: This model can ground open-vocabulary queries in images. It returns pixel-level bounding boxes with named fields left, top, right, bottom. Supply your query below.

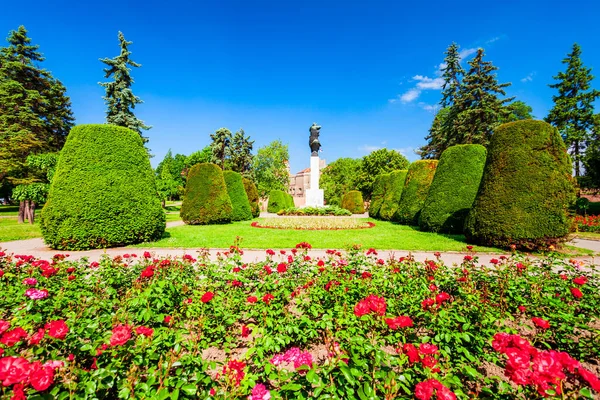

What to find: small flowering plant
left=0, top=247, right=598, bottom=399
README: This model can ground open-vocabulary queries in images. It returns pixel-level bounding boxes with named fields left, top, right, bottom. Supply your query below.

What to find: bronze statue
left=309, top=123, right=321, bottom=156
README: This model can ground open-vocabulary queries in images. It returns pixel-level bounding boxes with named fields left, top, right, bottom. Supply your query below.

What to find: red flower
left=135, top=326, right=153, bottom=337
left=385, top=316, right=413, bottom=330
left=317, top=260, right=325, bottom=267
left=421, top=355, right=438, bottom=369
left=353, top=300, right=370, bottom=317
left=201, top=292, right=215, bottom=303
left=570, top=287, right=583, bottom=299
left=29, top=363, right=54, bottom=391
left=518, top=306, right=526, bottom=313
left=247, top=296, right=258, bottom=303
left=531, top=317, right=550, bottom=329
left=463, top=255, right=473, bottom=261
left=0, top=327, right=28, bottom=347
left=428, top=284, right=437, bottom=292
left=232, top=267, right=241, bottom=273
left=421, top=298, right=435, bottom=310
left=366, top=248, right=377, bottom=255
left=415, top=379, right=456, bottom=400
left=559, top=274, right=567, bottom=280
left=0, top=356, right=31, bottom=386
left=0, top=321, right=10, bottom=335
left=262, top=293, right=275, bottom=304
left=277, top=263, right=287, bottom=273
left=377, top=259, right=385, bottom=265
left=143, top=251, right=152, bottom=258
left=110, top=324, right=132, bottom=346
left=68, top=275, right=76, bottom=281
left=266, top=249, right=275, bottom=256
left=140, top=266, right=154, bottom=278
left=222, top=359, right=245, bottom=386
left=435, top=292, right=451, bottom=305
left=264, top=266, right=272, bottom=275
left=573, top=276, right=587, bottom=286
left=361, top=271, right=372, bottom=279
left=164, top=315, right=173, bottom=325
left=401, top=343, right=421, bottom=363
left=45, top=320, right=69, bottom=340
left=241, top=325, right=251, bottom=338
left=419, top=343, right=439, bottom=355
left=28, top=328, right=45, bottom=345
left=66, top=267, right=75, bottom=273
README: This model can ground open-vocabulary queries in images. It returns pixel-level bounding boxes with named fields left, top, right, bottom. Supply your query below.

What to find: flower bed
left=574, top=215, right=600, bottom=233
left=277, top=206, right=352, bottom=216
left=0, top=248, right=599, bottom=399
left=252, top=217, right=375, bottom=230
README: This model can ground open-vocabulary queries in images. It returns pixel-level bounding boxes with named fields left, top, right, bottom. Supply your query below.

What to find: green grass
left=572, top=231, right=600, bottom=241
left=0, top=217, right=42, bottom=242
left=166, top=213, right=182, bottom=222
left=0, top=204, right=42, bottom=217
left=135, top=218, right=501, bottom=252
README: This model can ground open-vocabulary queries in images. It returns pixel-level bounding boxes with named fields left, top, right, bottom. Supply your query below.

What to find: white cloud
left=388, top=98, right=398, bottom=104
left=486, top=36, right=501, bottom=44
left=359, top=145, right=382, bottom=153
left=521, top=72, right=536, bottom=83
left=459, top=47, right=477, bottom=61
left=419, top=103, right=439, bottom=113
left=413, top=75, right=445, bottom=90
left=394, top=147, right=416, bottom=158
left=400, top=88, right=421, bottom=103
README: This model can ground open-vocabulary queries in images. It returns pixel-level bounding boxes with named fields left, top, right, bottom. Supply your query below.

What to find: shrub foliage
left=242, top=177, right=261, bottom=218
left=223, top=171, right=253, bottom=221
left=267, top=190, right=288, bottom=213
left=368, top=173, right=389, bottom=219
left=394, top=161, right=438, bottom=225
left=464, top=120, right=576, bottom=249
left=379, top=170, right=408, bottom=221
left=180, top=163, right=233, bottom=225
left=341, top=190, right=365, bottom=214
left=40, top=125, right=165, bottom=250
left=419, top=145, right=487, bottom=233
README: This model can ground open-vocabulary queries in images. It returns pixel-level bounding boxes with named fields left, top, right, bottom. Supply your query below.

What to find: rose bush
left=0, top=247, right=598, bottom=399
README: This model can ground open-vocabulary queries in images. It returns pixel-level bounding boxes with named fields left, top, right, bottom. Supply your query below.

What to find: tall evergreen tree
left=440, top=43, right=464, bottom=108
left=418, top=107, right=450, bottom=159
left=99, top=32, right=150, bottom=141
left=452, top=48, right=513, bottom=146
left=210, top=128, right=232, bottom=169
left=230, top=128, right=254, bottom=178
left=545, top=44, right=600, bottom=177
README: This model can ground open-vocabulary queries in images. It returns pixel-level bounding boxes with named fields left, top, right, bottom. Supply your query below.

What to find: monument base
left=305, top=188, right=324, bottom=208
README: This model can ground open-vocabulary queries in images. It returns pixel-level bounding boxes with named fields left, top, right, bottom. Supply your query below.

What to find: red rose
left=353, top=300, right=370, bottom=317
left=135, top=326, right=153, bottom=337
left=570, top=287, right=583, bottom=299
left=421, top=298, right=435, bottom=310
left=241, top=325, right=251, bottom=338
left=0, top=356, right=31, bottom=386
left=66, top=267, right=75, bottom=273
left=110, top=324, right=132, bottom=346
left=317, top=260, right=325, bottom=267
left=435, top=292, right=451, bottom=305
left=401, top=343, right=421, bottom=363
left=385, top=316, right=413, bottom=330
left=201, top=292, right=215, bottom=303
left=164, top=315, right=172, bottom=324
left=262, top=293, right=275, bottom=304
left=0, top=321, right=10, bottom=335
left=29, top=363, right=54, bottom=391
left=573, top=276, right=588, bottom=286
left=1, top=327, right=28, bottom=347
left=247, top=296, right=258, bottom=304
left=28, top=328, right=45, bottom=345
left=143, top=251, right=152, bottom=259
left=277, top=263, right=287, bottom=273
left=140, top=266, right=154, bottom=278
left=531, top=317, right=550, bottom=329
left=45, top=320, right=69, bottom=340
left=518, top=306, right=526, bottom=313
left=419, top=343, right=439, bottom=355
left=365, top=295, right=386, bottom=316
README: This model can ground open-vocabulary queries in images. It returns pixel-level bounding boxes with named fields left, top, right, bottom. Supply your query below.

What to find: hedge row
left=395, top=160, right=438, bottom=225
left=341, top=190, right=364, bottom=214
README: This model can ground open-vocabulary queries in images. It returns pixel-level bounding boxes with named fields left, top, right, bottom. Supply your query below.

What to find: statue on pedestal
left=309, top=123, right=321, bottom=156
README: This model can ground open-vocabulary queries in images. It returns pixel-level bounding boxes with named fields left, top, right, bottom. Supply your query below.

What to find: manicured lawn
left=136, top=218, right=501, bottom=252
left=0, top=217, right=42, bottom=241
left=573, top=231, right=600, bottom=241
left=165, top=213, right=182, bottom=222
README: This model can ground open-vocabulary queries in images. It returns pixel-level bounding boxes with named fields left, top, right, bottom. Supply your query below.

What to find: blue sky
left=2, top=0, right=600, bottom=173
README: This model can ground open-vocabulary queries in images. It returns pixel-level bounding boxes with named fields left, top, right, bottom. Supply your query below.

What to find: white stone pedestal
left=305, top=155, right=324, bottom=207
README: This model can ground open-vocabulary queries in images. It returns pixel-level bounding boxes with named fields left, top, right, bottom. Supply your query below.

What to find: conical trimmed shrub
left=180, top=163, right=233, bottom=225
left=369, top=173, right=389, bottom=219
left=267, top=190, right=288, bottom=213
left=464, top=120, right=576, bottom=249
left=40, top=124, right=165, bottom=250
left=379, top=170, right=408, bottom=221
left=223, top=171, right=253, bottom=221
left=342, top=190, right=365, bottom=214
left=242, top=177, right=260, bottom=218
left=419, top=145, right=486, bottom=233
left=286, top=193, right=295, bottom=208
left=394, top=160, right=438, bottom=225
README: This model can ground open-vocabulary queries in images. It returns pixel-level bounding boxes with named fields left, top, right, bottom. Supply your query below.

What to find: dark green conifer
left=230, top=128, right=255, bottom=178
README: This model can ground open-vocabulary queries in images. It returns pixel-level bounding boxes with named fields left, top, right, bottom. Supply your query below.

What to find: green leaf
left=181, top=384, right=196, bottom=396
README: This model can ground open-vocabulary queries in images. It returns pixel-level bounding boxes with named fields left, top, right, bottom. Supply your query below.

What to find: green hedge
left=286, top=193, right=295, bottom=208
left=40, top=124, right=165, bottom=250
left=223, top=171, right=253, bottom=221
left=268, top=190, right=288, bottom=213
left=464, top=120, right=576, bottom=250
left=242, top=177, right=260, bottom=218
left=369, top=173, right=389, bottom=219
left=180, top=163, right=233, bottom=225
left=419, top=145, right=487, bottom=233
left=379, top=170, right=408, bottom=221
left=394, top=160, right=438, bottom=225
left=341, top=190, right=365, bottom=214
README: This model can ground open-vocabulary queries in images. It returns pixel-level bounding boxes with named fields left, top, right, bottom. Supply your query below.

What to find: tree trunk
left=29, top=201, right=36, bottom=224
left=18, top=201, right=25, bottom=224
left=162, top=199, right=166, bottom=208
left=23, top=200, right=31, bottom=223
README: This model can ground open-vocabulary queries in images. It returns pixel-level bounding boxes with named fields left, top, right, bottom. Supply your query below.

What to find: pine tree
left=230, top=128, right=254, bottom=178
left=210, top=128, right=232, bottom=169
left=453, top=48, right=513, bottom=146
left=418, top=107, right=450, bottom=159
left=99, top=32, right=150, bottom=141
left=546, top=44, right=600, bottom=177
left=440, top=43, right=464, bottom=108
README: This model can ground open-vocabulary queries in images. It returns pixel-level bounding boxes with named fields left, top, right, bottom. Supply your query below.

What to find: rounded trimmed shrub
left=242, top=177, right=260, bottom=218
left=369, top=173, right=389, bottom=219
left=394, top=160, right=438, bottom=225
left=464, top=120, right=576, bottom=250
left=268, top=190, right=288, bottom=213
left=379, top=170, right=408, bottom=221
left=180, top=163, right=233, bottom=225
left=223, top=171, right=253, bottom=221
left=40, top=124, right=165, bottom=250
left=342, top=190, right=365, bottom=214
left=286, top=192, right=295, bottom=208
left=419, top=145, right=487, bottom=233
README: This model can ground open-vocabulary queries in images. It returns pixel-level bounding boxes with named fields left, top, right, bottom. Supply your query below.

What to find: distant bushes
left=180, top=163, right=233, bottom=225
left=277, top=205, right=351, bottom=216
left=40, top=124, right=165, bottom=250
left=268, top=190, right=289, bottom=213
left=464, top=120, right=576, bottom=249
left=394, top=160, right=438, bottom=225
left=379, top=170, right=408, bottom=221
left=341, top=190, right=365, bottom=214
left=223, top=171, right=253, bottom=221
left=419, top=145, right=486, bottom=233
left=242, top=177, right=260, bottom=218
left=368, top=174, right=388, bottom=219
